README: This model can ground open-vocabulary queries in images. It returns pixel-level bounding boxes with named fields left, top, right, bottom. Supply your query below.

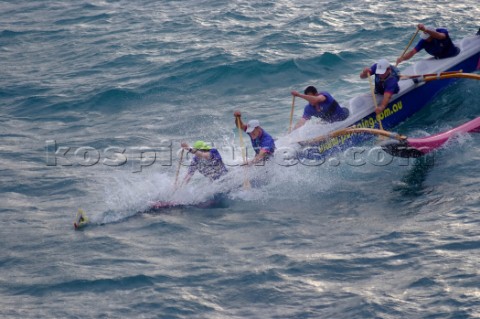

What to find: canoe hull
left=291, top=34, right=480, bottom=161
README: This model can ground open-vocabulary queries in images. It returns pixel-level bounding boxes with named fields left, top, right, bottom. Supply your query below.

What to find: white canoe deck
left=277, top=34, right=480, bottom=148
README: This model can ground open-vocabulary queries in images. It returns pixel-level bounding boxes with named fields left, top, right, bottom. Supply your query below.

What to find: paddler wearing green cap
left=180, top=140, right=228, bottom=185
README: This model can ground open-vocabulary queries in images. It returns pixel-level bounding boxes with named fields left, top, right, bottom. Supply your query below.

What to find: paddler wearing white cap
left=360, top=58, right=401, bottom=115
left=233, top=111, right=276, bottom=165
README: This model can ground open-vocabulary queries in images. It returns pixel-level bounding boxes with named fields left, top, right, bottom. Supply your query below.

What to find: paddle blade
left=74, top=208, right=89, bottom=230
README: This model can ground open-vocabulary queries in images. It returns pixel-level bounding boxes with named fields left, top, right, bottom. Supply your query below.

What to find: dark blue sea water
left=2, top=1, right=480, bottom=318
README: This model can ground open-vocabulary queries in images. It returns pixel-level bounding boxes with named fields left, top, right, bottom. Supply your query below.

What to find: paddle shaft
left=288, top=96, right=295, bottom=133
left=236, top=116, right=247, bottom=163
left=367, top=74, right=384, bottom=131
left=174, top=148, right=184, bottom=189
left=235, top=116, right=251, bottom=188
left=396, top=28, right=420, bottom=67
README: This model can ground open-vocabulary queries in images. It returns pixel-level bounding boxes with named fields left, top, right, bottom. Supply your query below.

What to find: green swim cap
left=193, top=140, right=211, bottom=150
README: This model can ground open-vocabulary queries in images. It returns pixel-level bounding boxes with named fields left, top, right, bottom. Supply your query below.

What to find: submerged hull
left=73, top=194, right=228, bottom=230
left=279, top=33, right=480, bottom=161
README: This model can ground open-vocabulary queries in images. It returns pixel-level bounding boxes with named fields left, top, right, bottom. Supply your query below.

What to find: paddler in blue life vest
left=396, top=24, right=460, bottom=65
left=360, top=58, right=400, bottom=115
left=180, top=140, right=228, bottom=185
left=290, top=86, right=349, bottom=130
left=234, top=111, right=276, bottom=165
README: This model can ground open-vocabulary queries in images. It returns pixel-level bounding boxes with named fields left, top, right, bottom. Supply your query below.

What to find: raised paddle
left=235, top=116, right=251, bottom=189
left=288, top=95, right=295, bottom=133
left=173, top=148, right=185, bottom=191
left=395, top=28, right=420, bottom=67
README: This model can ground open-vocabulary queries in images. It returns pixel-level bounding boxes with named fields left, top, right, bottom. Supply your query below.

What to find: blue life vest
left=375, top=65, right=400, bottom=95
left=303, top=91, right=349, bottom=122
left=416, top=28, right=460, bottom=59
left=187, top=149, right=228, bottom=180
left=250, top=128, right=275, bottom=158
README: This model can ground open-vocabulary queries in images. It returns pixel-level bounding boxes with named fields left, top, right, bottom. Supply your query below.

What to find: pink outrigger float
left=381, top=117, right=480, bottom=157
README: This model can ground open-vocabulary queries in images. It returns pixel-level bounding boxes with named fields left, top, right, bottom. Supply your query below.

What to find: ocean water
left=1, top=0, right=480, bottom=318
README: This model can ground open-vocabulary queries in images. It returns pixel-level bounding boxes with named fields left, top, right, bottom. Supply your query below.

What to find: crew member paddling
left=291, top=86, right=349, bottom=130
left=234, top=111, right=275, bottom=165
left=181, top=140, right=227, bottom=185
left=360, top=58, right=400, bottom=115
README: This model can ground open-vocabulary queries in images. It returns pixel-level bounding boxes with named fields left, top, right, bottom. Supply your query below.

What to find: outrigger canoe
left=277, top=31, right=480, bottom=161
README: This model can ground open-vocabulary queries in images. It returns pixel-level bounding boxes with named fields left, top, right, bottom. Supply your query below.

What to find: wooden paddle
left=235, top=116, right=251, bottom=189
left=173, top=148, right=184, bottom=190
left=395, top=28, right=420, bottom=67
left=367, top=73, right=384, bottom=131
left=288, top=96, right=295, bottom=133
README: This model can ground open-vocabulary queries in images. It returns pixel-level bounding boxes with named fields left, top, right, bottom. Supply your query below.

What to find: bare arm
left=418, top=23, right=446, bottom=40
left=181, top=142, right=212, bottom=160
left=360, top=67, right=372, bottom=79
left=396, top=48, right=418, bottom=64
left=291, top=91, right=326, bottom=105
left=233, top=111, right=247, bottom=131
left=248, top=149, right=269, bottom=166
left=427, top=29, right=446, bottom=40
left=376, top=92, right=393, bottom=114
left=182, top=172, right=193, bottom=185
left=293, top=117, right=307, bottom=130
